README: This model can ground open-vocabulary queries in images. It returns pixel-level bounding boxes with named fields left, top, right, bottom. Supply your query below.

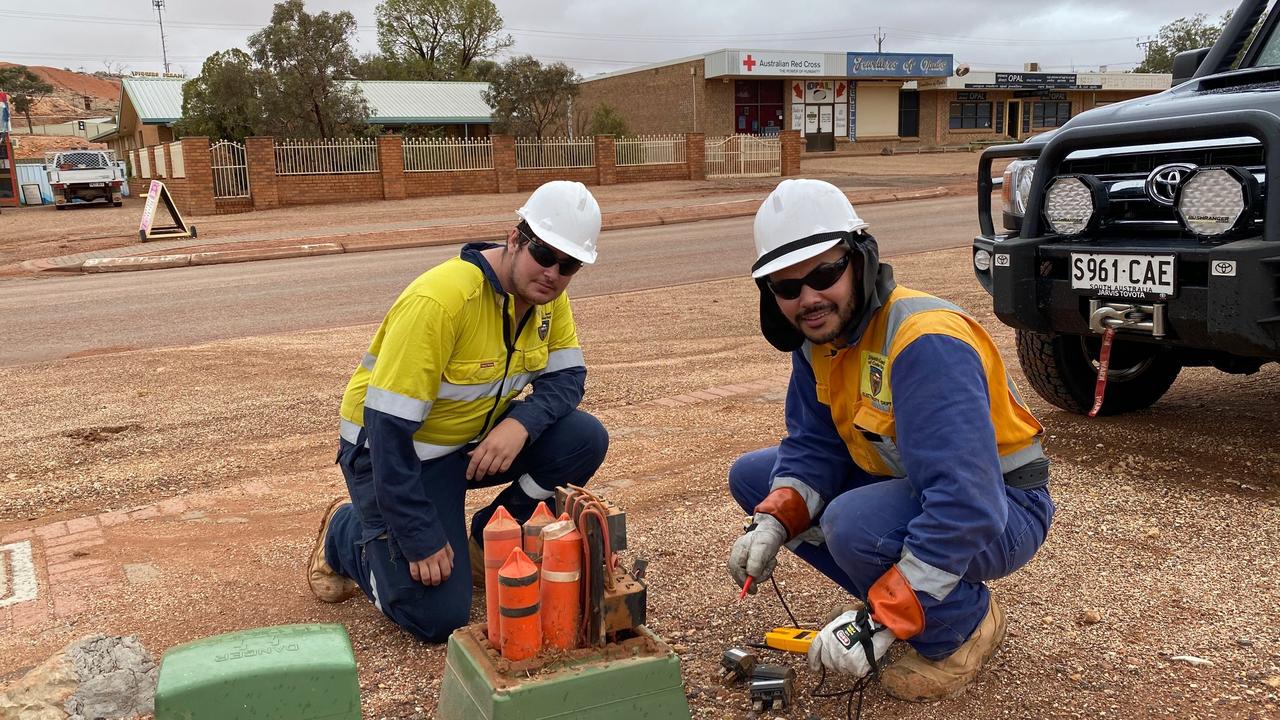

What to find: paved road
left=0, top=195, right=978, bottom=366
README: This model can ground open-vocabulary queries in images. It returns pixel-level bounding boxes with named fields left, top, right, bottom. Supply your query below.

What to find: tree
left=248, top=0, right=369, bottom=137
left=1135, top=12, right=1229, bottom=74
left=586, top=103, right=630, bottom=137
left=174, top=50, right=264, bottom=141
left=372, top=0, right=511, bottom=80
left=484, top=56, right=580, bottom=139
left=0, top=66, right=54, bottom=133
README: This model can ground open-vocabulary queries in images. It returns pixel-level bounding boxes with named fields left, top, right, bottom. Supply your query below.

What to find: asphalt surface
left=0, top=195, right=976, bottom=366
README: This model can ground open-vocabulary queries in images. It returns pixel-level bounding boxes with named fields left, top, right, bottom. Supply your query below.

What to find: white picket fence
left=616, top=135, right=686, bottom=166
left=403, top=137, right=494, bottom=172
left=516, top=137, right=594, bottom=169
left=705, top=135, right=781, bottom=178
left=168, top=141, right=186, bottom=178
left=275, top=138, right=379, bottom=175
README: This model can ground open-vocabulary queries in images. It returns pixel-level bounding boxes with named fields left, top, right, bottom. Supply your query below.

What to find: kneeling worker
left=308, top=181, right=609, bottom=642
left=728, top=179, right=1054, bottom=701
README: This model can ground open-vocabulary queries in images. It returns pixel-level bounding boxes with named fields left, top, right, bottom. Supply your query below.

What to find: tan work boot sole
left=880, top=597, right=1007, bottom=702
left=308, top=497, right=359, bottom=603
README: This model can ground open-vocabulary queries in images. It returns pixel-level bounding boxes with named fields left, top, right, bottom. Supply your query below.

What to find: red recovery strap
left=1087, top=328, right=1117, bottom=418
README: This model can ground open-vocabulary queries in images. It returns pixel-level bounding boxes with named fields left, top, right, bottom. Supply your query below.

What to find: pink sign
left=139, top=180, right=163, bottom=233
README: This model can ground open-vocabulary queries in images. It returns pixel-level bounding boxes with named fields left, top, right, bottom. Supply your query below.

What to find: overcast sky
left=0, top=0, right=1242, bottom=78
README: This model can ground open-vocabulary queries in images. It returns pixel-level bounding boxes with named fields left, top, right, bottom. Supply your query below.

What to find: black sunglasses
left=766, top=254, right=851, bottom=300
left=520, top=230, right=583, bottom=276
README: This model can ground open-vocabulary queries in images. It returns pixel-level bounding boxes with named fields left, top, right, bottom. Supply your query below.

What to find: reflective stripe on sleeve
left=897, top=548, right=962, bottom=601
left=544, top=347, right=585, bottom=373
left=770, top=476, right=825, bottom=518
left=339, top=418, right=363, bottom=445
left=518, top=473, right=554, bottom=500
left=360, top=352, right=377, bottom=371
left=365, top=386, right=432, bottom=422
left=999, top=438, right=1047, bottom=474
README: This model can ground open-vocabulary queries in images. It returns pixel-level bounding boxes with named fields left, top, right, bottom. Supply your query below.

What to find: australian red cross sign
left=733, top=51, right=827, bottom=76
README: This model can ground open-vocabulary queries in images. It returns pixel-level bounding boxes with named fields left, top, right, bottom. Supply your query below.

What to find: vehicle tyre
left=55, top=204, right=65, bottom=211
left=1015, top=329, right=1181, bottom=416
left=190, top=225, right=198, bottom=238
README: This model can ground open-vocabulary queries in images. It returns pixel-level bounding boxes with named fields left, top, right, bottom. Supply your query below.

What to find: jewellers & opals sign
left=847, top=53, right=953, bottom=77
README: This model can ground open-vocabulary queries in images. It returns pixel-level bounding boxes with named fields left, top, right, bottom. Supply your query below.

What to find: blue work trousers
left=326, top=410, right=608, bottom=642
left=729, top=446, right=1054, bottom=659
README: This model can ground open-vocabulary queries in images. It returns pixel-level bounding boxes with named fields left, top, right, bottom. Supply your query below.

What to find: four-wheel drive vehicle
left=45, top=150, right=124, bottom=209
left=973, top=0, right=1280, bottom=415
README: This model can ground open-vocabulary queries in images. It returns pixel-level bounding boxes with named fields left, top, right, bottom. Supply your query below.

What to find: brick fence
left=128, top=132, right=801, bottom=218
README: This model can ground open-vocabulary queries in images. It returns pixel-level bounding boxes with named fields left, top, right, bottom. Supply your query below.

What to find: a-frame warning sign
left=138, top=179, right=198, bottom=242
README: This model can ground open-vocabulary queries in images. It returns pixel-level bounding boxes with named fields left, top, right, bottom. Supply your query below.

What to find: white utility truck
left=45, top=149, right=124, bottom=209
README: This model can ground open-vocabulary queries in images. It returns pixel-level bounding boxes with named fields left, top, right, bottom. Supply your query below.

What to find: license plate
left=1070, top=253, right=1176, bottom=299
left=89, top=182, right=105, bottom=187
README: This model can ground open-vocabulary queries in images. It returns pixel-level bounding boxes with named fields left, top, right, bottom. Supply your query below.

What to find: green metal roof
left=348, top=81, right=492, bottom=124
left=122, top=77, right=185, bottom=124
left=120, top=77, right=492, bottom=126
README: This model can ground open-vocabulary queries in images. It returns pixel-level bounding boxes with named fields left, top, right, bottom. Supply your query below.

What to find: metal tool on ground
left=748, top=663, right=796, bottom=712
left=719, top=648, right=757, bottom=685
left=764, top=626, right=817, bottom=654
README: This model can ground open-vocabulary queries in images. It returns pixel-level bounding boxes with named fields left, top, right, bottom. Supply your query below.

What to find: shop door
left=801, top=81, right=836, bottom=152
left=898, top=90, right=920, bottom=138
left=1007, top=101, right=1022, bottom=140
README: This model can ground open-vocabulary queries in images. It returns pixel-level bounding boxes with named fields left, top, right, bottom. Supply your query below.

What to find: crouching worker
left=308, top=181, right=609, bottom=642
left=727, top=179, right=1054, bottom=701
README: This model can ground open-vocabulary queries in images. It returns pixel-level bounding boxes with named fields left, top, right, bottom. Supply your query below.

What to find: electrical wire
left=768, top=575, right=871, bottom=720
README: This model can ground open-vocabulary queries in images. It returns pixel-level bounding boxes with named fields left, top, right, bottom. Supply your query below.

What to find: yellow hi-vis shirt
left=339, top=256, right=584, bottom=460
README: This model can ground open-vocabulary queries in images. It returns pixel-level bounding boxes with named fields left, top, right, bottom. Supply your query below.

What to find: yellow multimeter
left=764, top=627, right=817, bottom=654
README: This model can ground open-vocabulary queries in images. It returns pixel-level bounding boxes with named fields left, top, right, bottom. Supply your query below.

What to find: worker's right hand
left=727, top=513, right=788, bottom=593
left=409, top=543, right=455, bottom=586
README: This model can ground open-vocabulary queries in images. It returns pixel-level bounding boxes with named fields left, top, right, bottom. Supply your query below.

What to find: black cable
left=768, top=575, right=869, bottom=720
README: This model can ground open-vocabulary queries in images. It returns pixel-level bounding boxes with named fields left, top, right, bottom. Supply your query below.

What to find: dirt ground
left=0, top=152, right=1002, bottom=271
left=1, top=245, right=1276, bottom=719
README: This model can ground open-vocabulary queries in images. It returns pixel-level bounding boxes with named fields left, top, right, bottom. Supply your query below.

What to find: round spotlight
left=974, top=249, right=992, bottom=271
left=1175, top=166, right=1256, bottom=238
left=1044, top=175, right=1106, bottom=237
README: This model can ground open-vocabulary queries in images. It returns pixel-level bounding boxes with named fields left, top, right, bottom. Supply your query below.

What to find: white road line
left=0, top=541, right=38, bottom=607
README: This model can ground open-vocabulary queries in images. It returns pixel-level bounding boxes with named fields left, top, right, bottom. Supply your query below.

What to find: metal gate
left=210, top=140, right=250, bottom=199
left=704, top=135, right=781, bottom=178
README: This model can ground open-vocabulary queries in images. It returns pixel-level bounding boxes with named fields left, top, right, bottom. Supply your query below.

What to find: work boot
left=469, top=537, right=485, bottom=589
left=307, top=498, right=359, bottom=603
left=880, top=597, right=1007, bottom=702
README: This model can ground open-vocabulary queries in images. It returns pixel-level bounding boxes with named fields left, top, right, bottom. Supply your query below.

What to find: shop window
left=735, top=80, right=785, bottom=135
left=949, top=101, right=993, bottom=130
left=1033, top=101, right=1072, bottom=128
left=898, top=90, right=919, bottom=138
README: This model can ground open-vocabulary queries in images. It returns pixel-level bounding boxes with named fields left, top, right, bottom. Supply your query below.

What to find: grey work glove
left=807, top=609, right=896, bottom=678
left=727, top=513, right=788, bottom=594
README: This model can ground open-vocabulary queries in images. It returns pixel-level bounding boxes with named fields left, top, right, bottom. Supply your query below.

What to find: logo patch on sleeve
left=538, top=313, right=551, bottom=341
left=861, top=352, right=892, bottom=405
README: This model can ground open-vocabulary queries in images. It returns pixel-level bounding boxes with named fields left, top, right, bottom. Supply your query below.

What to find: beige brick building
left=578, top=51, right=1172, bottom=154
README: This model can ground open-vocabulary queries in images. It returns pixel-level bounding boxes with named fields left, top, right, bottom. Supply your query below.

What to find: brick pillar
left=594, top=135, right=616, bottom=186
left=685, top=133, right=705, bottom=181
left=246, top=136, right=280, bottom=210
left=145, top=146, right=157, bottom=180
left=181, top=137, right=216, bottom=216
left=780, top=130, right=802, bottom=177
left=378, top=135, right=406, bottom=200
left=492, top=135, right=517, bottom=194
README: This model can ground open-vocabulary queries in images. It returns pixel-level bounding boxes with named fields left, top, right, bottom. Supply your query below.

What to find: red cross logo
left=742, top=54, right=757, bottom=72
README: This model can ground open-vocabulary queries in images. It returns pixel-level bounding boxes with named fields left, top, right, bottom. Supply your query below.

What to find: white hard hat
left=516, top=181, right=602, bottom=264
left=750, top=179, right=869, bottom=278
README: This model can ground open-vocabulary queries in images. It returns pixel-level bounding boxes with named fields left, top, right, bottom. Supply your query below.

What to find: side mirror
left=1172, top=48, right=1211, bottom=85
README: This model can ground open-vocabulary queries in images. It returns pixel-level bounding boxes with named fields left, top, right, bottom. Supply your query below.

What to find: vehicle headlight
left=973, top=249, right=992, bottom=271
left=1001, top=159, right=1037, bottom=217
left=1175, top=166, right=1256, bottom=238
left=1044, top=175, right=1107, bottom=237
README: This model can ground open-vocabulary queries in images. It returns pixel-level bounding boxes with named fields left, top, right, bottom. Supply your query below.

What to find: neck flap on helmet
left=755, top=232, right=897, bottom=353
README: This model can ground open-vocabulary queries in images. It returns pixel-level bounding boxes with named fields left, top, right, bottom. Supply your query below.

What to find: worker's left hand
left=807, top=609, right=896, bottom=678
left=466, top=418, right=529, bottom=480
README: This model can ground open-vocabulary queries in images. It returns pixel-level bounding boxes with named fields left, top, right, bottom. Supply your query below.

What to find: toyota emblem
left=1145, top=163, right=1196, bottom=206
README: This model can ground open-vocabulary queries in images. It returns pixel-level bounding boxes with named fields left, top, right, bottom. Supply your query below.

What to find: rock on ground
left=0, top=636, right=156, bottom=720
